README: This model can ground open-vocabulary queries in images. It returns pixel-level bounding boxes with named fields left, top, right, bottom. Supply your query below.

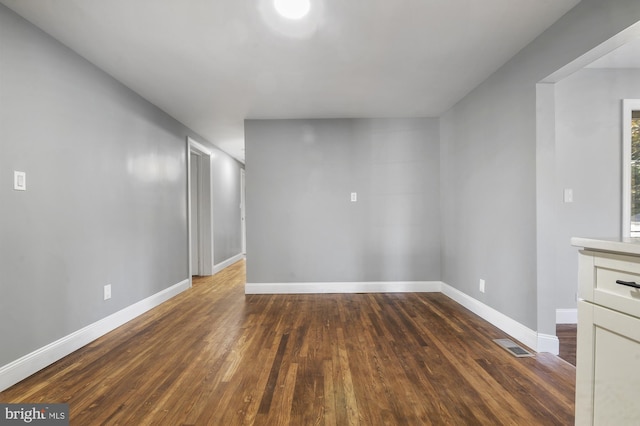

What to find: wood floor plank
left=321, top=360, right=336, bottom=426
left=557, top=324, right=577, bottom=366
left=0, top=260, right=575, bottom=424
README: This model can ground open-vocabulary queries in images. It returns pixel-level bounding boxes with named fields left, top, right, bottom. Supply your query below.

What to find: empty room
left=2, top=0, right=640, bottom=424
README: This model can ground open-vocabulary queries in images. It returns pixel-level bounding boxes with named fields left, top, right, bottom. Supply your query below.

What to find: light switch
left=14, top=171, right=26, bottom=191
left=563, top=188, right=573, bottom=203
left=351, top=192, right=357, bottom=202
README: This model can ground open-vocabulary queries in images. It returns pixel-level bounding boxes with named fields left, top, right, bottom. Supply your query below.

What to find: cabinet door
left=577, top=301, right=640, bottom=425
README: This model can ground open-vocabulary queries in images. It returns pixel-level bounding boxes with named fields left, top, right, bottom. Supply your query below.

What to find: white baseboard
left=0, top=278, right=190, bottom=392
left=245, top=281, right=443, bottom=294
left=212, top=253, right=245, bottom=275
left=537, top=333, right=560, bottom=354
left=556, top=308, right=578, bottom=324
left=439, top=283, right=559, bottom=355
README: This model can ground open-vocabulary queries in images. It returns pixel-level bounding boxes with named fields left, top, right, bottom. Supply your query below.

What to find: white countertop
left=571, top=237, right=640, bottom=256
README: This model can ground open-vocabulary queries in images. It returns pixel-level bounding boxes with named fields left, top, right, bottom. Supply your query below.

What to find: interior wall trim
left=212, top=253, right=245, bottom=275
left=0, top=279, right=190, bottom=392
left=556, top=308, right=578, bottom=324
left=440, top=283, right=558, bottom=355
left=537, top=333, right=561, bottom=355
left=245, top=281, right=443, bottom=294
left=188, top=137, right=215, bottom=279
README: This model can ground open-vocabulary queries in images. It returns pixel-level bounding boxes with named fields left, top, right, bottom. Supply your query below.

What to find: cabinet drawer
left=592, top=253, right=640, bottom=317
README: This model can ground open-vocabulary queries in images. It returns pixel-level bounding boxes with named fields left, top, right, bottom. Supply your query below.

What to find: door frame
left=187, top=137, right=214, bottom=283
left=622, top=99, right=640, bottom=237
left=241, top=168, right=246, bottom=254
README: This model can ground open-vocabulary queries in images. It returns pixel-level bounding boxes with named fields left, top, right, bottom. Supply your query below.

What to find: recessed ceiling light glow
left=273, top=0, right=310, bottom=20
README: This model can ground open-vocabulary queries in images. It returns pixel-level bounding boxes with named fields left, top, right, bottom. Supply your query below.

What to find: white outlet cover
left=104, top=284, right=112, bottom=300
left=14, top=171, right=26, bottom=191
left=351, top=192, right=357, bottom=202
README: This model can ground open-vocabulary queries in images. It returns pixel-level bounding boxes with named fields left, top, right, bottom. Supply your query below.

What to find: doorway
left=535, top=21, right=640, bottom=351
left=241, top=168, right=246, bottom=254
left=190, top=152, right=201, bottom=274
left=188, top=138, right=214, bottom=280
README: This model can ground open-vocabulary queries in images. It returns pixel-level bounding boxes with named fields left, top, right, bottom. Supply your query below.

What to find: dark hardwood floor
left=557, top=324, right=577, bottom=367
left=0, top=260, right=575, bottom=425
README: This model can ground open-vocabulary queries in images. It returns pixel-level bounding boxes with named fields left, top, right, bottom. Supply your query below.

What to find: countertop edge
left=571, top=237, right=640, bottom=256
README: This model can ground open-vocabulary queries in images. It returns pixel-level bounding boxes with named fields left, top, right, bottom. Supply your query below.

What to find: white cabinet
left=577, top=300, right=640, bottom=424
left=573, top=239, right=640, bottom=425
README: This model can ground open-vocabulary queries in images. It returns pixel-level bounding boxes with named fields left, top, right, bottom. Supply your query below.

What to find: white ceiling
left=0, top=0, right=582, bottom=163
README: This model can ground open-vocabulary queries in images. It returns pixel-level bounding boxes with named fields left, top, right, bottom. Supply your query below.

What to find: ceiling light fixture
left=273, top=0, right=311, bottom=20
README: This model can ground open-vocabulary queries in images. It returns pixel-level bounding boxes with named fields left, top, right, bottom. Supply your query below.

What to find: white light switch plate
left=14, top=171, right=26, bottom=191
left=351, top=192, right=357, bottom=202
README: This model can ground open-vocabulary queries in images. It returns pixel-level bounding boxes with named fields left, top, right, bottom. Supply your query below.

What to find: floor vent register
left=493, top=338, right=534, bottom=358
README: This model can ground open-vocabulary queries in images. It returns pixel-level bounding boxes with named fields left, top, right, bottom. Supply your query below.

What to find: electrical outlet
left=479, top=279, right=486, bottom=293
left=104, top=284, right=112, bottom=300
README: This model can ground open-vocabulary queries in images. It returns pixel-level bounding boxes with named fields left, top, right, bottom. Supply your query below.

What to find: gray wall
left=245, top=118, right=440, bottom=284
left=0, top=4, right=242, bottom=368
left=211, top=151, right=244, bottom=264
left=440, top=78, right=539, bottom=330
left=553, top=68, right=640, bottom=309
left=441, top=0, right=640, bottom=333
